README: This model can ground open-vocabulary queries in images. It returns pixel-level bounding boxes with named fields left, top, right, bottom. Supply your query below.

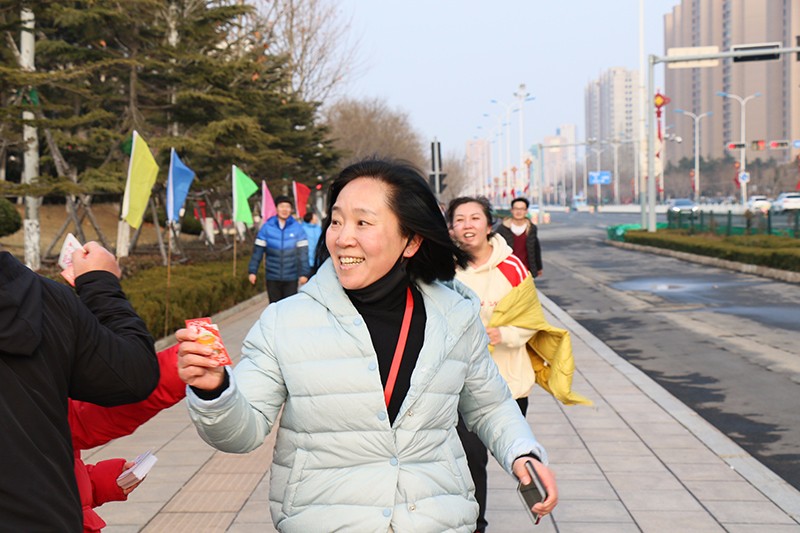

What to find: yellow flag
left=122, top=131, right=159, bottom=229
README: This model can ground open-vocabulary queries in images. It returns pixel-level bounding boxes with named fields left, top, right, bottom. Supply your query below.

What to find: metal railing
left=667, top=209, right=800, bottom=237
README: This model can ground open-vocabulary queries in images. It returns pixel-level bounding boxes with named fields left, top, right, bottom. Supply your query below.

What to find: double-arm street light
left=513, top=84, right=535, bottom=175
left=717, top=90, right=761, bottom=204
left=674, top=108, right=712, bottom=202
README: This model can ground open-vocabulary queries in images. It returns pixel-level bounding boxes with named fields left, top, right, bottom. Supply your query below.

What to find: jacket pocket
left=443, top=440, right=472, bottom=497
left=281, top=448, right=309, bottom=517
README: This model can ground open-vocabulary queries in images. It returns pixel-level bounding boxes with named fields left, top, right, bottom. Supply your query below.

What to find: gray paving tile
left=605, top=471, right=685, bottom=492
left=142, top=511, right=236, bottom=532
left=556, top=479, right=619, bottom=501
left=614, top=488, right=704, bottom=511
left=683, top=480, right=766, bottom=501
left=630, top=510, right=725, bottom=532
left=668, top=462, right=746, bottom=482
left=653, top=445, right=725, bottom=465
left=593, top=453, right=668, bottom=473
left=704, top=499, right=798, bottom=524
left=553, top=499, right=632, bottom=522
left=725, top=525, right=800, bottom=532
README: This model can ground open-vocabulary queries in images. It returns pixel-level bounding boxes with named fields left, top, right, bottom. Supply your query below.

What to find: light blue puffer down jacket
left=187, top=259, right=547, bottom=533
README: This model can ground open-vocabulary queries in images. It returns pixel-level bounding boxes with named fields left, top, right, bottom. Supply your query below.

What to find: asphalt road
left=534, top=211, right=800, bottom=490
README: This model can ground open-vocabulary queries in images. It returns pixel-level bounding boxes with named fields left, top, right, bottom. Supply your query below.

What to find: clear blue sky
left=339, top=0, right=679, bottom=159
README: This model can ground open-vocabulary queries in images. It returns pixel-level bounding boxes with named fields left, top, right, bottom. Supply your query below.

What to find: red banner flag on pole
left=293, top=181, right=311, bottom=219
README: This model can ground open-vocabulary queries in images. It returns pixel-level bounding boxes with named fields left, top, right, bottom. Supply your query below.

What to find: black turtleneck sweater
left=346, top=261, right=426, bottom=425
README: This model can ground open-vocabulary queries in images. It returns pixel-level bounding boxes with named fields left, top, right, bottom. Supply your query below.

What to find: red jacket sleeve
left=70, top=345, right=186, bottom=450
left=85, top=458, right=128, bottom=507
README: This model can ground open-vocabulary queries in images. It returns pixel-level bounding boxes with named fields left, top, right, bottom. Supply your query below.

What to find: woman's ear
left=403, top=234, right=423, bottom=258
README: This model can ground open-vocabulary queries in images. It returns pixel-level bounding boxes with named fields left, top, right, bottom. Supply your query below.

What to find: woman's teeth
left=340, top=257, right=364, bottom=265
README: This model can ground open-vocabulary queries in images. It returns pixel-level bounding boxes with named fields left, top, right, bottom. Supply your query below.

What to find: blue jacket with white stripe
left=249, top=216, right=310, bottom=281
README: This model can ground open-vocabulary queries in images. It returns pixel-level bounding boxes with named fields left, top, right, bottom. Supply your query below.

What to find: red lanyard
left=383, top=286, right=414, bottom=408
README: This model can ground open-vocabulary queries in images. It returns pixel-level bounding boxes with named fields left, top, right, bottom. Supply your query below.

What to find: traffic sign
left=794, top=140, right=800, bottom=149
left=731, top=42, right=781, bottom=63
left=666, top=46, right=720, bottom=69
left=738, top=172, right=750, bottom=184
left=588, top=171, right=612, bottom=185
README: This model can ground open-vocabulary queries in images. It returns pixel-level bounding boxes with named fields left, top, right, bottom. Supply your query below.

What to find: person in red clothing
left=495, top=197, right=543, bottom=278
left=69, top=344, right=186, bottom=532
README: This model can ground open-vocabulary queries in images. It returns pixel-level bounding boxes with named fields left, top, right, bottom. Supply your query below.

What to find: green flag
left=122, top=131, right=159, bottom=229
left=232, top=165, right=258, bottom=225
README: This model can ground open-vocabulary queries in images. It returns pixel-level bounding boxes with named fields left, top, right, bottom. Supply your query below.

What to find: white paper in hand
left=58, top=233, right=85, bottom=270
left=116, top=450, right=158, bottom=489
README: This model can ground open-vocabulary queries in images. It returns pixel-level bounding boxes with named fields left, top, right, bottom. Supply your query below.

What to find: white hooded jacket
left=455, top=234, right=537, bottom=399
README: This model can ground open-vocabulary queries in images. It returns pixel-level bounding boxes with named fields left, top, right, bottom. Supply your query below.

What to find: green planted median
left=619, top=229, right=800, bottom=273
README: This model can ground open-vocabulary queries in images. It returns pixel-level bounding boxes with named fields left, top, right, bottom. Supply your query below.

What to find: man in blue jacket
left=248, top=195, right=310, bottom=302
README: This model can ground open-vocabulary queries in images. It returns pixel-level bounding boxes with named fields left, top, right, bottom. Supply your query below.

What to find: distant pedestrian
left=0, top=244, right=159, bottom=531
left=300, top=211, right=322, bottom=276
left=177, top=158, right=558, bottom=533
left=495, top=196, right=543, bottom=278
left=448, top=195, right=590, bottom=533
left=248, top=195, right=310, bottom=302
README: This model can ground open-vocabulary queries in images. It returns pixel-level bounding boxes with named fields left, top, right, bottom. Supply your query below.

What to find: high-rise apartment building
left=465, top=138, right=491, bottom=196
left=584, top=68, right=641, bottom=200
left=665, top=0, right=800, bottom=166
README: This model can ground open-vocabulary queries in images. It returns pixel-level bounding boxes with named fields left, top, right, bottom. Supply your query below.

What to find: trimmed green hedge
left=623, top=229, right=800, bottom=273
left=0, top=197, right=22, bottom=237
left=122, top=260, right=261, bottom=339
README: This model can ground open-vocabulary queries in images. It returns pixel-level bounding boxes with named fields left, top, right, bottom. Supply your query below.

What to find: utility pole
left=21, top=7, right=40, bottom=270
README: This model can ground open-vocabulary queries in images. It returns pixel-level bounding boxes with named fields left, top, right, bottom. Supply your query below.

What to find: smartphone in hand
left=517, top=461, right=548, bottom=525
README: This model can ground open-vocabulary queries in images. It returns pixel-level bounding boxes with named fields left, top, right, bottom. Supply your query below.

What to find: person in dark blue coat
left=248, top=195, right=310, bottom=302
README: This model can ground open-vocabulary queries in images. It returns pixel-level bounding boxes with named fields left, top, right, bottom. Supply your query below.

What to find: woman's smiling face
left=326, top=177, right=419, bottom=290
left=450, top=201, right=491, bottom=253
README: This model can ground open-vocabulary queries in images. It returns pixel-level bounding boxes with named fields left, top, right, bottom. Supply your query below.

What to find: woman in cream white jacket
left=447, top=195, right=540, bottom=533
left=176, top=160, right=558, bottom=532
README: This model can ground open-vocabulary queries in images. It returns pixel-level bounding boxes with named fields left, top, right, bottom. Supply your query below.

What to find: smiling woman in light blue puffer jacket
left=177, top=159, right=559, bottom=533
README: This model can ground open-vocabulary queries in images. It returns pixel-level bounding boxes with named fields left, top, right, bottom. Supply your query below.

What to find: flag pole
left=164, top=222, right=172, bottom=337
left=232, top=165, right=236, bottom=277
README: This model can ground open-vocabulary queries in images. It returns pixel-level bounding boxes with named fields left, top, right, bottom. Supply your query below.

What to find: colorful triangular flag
left=293, top=181, right=311, bottom=219
left=232, top=165, right=258, bottom=225
left=261, top=180, right=277, bottom=223
left=122, top=131, right=159, bottom=229
left=167, top=149, right=196, bottom=223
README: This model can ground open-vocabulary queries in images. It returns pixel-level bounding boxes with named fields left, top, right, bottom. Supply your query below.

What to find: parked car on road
left=773, top=192, right=800, bottom=213
left=746, top=195, right=771, bottom=213
left=667, top=198, right=698, bottom=214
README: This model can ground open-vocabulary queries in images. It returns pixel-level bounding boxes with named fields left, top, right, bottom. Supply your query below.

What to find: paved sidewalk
left=88, top=292, right=800, bottom=532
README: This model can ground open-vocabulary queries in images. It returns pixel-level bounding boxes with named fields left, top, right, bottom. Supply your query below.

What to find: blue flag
left=167, top=148, right=196, bottom=223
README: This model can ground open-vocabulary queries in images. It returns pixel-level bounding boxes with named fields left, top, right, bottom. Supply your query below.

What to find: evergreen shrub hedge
left=0, top=197, right=22, bottom=237
left=122, top=260, right=261, bottom=338
left=623, top=229, right=800, bottom=273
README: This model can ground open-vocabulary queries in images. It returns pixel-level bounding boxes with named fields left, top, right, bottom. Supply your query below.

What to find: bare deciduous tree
left=248, top=0, right=361, bottom=103
left=324, top=97, right=426, bottom=171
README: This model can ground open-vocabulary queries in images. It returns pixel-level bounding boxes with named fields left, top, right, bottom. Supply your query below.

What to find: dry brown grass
left=1, top=202, right=165, bottom=258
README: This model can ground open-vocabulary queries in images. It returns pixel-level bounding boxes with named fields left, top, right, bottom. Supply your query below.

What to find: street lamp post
left=513, top=84, right=535, bottom=189
left=717, top=91, right=761, bottom=204
left=590, top=144, right=607, bottom=208
left=674, top=109, right=712, bottom=202
left=491, top=99, right=516, bottom=201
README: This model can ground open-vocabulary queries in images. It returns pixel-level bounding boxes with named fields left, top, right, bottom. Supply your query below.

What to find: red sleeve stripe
left=497, top=254, right=528, bottom=287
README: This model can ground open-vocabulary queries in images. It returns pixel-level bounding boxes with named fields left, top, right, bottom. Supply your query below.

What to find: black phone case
left=517, top=462, right=547, bottom=525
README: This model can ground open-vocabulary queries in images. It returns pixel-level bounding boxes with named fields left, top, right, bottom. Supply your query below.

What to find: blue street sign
left=738, top=172, right=750, bottom=184
left=588, top=171, right=612, bottom=185
left=794, top=140, right=800, bottom=149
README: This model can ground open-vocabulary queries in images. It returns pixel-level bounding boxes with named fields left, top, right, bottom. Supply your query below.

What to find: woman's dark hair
left=446, top=196, right=494, bottom=230
left=315, top=158, right=470, bottom=283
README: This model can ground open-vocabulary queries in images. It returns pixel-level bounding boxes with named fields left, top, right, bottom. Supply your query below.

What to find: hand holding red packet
left=185, top=317, right=233, bottom=366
